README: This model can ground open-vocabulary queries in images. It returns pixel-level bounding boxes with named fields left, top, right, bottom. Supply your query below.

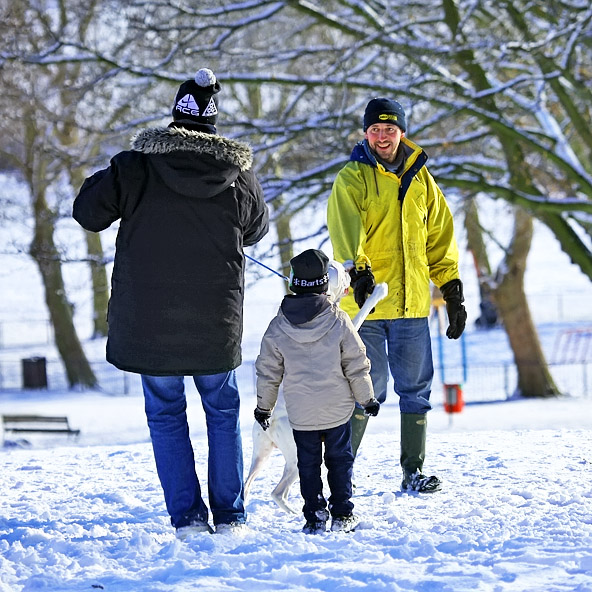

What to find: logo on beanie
left=202, top=97, right=218, bottom=117
left=175, top=94, right=200, bottom=116
left=379, top=113, right=398, bottom=122
left=291, top=273, right=329, bottom=288
left=176, top=94, right=218, bottom=118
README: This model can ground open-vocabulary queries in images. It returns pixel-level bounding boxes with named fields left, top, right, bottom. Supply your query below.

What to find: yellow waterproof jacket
left=327, top=136, right=460, bottom=320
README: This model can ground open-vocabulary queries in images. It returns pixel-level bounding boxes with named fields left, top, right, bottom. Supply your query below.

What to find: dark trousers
left=292, top=421, right=354, bottom=523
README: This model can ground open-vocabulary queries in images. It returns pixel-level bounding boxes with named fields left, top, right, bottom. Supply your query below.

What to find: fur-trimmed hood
left=128, top=126, right=254, bottom=199
left=131, top=126, right=253, bottom=172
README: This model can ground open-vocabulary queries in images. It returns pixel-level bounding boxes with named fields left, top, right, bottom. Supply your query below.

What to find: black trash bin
left=22, top=357, right=48, bottom=389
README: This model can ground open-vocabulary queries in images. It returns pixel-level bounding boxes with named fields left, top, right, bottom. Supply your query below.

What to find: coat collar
left=350, top=136, right=426, bottom=175
left=130, top=125, right=254, bottom=171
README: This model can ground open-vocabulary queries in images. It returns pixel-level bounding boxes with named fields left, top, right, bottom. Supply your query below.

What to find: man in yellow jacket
left=327, top=97, right=467, bottom=493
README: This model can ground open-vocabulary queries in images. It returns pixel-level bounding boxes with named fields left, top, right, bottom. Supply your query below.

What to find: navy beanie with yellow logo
left=363, top=97, right=407, bottom=132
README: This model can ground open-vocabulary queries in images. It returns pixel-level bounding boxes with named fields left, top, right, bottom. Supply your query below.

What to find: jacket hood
left=130, top=126, right=254, bottom=198
left=281, top=294, right=331, bottom=325
left=131, top=126, right=253, bottom=170
left=276, top=299, right=338, bottom=344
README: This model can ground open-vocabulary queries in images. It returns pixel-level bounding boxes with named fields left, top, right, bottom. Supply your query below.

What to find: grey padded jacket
left=256, top=296, right=374, bottom=431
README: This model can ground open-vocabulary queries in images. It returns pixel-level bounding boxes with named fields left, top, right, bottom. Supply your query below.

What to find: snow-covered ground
left=1, top=390, right=591, bottom=592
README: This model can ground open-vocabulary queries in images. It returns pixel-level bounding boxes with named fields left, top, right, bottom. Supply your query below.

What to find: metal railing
left=1, top=315, right=591, bottom=400
left=0, top=356, right=589, bottom=402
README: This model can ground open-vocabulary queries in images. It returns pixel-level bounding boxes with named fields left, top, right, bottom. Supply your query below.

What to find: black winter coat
left=73, top=125, right=269, bottom=375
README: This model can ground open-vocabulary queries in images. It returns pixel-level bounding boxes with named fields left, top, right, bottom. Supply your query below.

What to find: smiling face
left=364, top=123, right=404, bottom=164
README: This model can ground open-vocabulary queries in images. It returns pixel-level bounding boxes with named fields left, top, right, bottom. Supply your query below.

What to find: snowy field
left=0, top=391, right=591, bottom=592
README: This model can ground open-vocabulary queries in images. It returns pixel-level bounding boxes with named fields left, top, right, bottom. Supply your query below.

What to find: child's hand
left=254, top=407, right=272, bottom=430
left=363, top=399, right=380, bottom=417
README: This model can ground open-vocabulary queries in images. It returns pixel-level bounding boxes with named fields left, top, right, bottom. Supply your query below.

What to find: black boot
left=400, top=413, right=442, bottom=493
left=350, top=407, right=369, bottom=457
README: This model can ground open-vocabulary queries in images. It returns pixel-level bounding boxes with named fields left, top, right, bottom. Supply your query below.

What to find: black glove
left=254, top=407, right=272, bottom=431
left=363, top=398, right=380, bottom=417
left=349, top=265, right=376, bottom=309
left=440, top=279, right=467, bottom=340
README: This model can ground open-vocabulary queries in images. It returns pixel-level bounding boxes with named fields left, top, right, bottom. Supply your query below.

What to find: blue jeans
left=292, top=422, right=354, bottom=522
left=141, top=372, right=245, bottom=528
left=358, top=318, right=433, bottom=414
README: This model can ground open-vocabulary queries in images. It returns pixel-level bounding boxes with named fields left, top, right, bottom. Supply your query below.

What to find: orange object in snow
left=444, top=383, right=464, bottom=413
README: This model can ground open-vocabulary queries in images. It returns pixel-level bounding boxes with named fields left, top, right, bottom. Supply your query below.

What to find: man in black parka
left=73, top=68, right=269, bottom=538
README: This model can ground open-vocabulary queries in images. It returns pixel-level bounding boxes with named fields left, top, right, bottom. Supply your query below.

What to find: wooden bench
left=2, top=415, right=80, bottom=437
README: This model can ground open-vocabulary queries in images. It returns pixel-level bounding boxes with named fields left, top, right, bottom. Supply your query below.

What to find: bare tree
left=494, top=208, right=560, bottom=396
left=6, top=1, right=590, bottom=263
left=0, top=2, right=100, bottom=386
left=0, top=0, right=179, bottom=382
left=2, top=0, right=590, bottom=395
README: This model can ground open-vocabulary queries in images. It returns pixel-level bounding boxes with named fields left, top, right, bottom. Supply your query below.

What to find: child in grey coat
left=254, top=249, right=379, bottom=534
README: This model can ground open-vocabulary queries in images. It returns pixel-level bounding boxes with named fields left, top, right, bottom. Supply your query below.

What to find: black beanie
left=363, top=97, right=407, bottom=132
left=289, top=249, right=330, bottom=294
left=172, top=68, right=221, bottom=126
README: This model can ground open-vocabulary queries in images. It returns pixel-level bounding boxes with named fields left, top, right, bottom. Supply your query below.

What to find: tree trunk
left=70, top=163, right=109, bottom=338
left=85, top=230, right=109, bottom=338
left=463, top=197, right=498, bottom=329
left=441, top=0, right=561, bottom=397
left=494, top=209, right=560, bottom=397
left=243, top=82, right=294, bottom=293
left=30, top=189, right=98, bottom=389
left=275, top=202, right=294, bottom=293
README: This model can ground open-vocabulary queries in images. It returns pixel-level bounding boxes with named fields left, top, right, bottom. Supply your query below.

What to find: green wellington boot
left=350, top=407, right=369, bottom=457
left=400, top=413, right=442, bottom=492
